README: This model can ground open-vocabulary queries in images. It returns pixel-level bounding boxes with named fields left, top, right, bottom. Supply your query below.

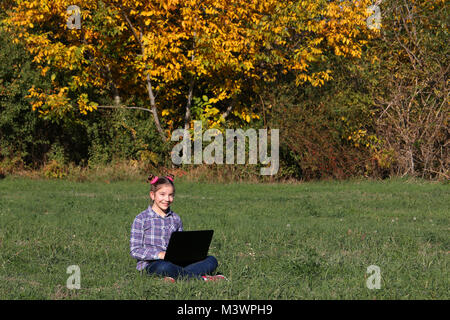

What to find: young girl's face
left=150, top=184, right=175, bottom=213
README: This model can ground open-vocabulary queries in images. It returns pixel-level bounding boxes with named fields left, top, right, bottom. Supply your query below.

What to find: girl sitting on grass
left=130, top=174, right=227, bottom=282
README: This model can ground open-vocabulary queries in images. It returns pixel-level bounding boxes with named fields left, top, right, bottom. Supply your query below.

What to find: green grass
left=0, top=176, right=448, bottom=299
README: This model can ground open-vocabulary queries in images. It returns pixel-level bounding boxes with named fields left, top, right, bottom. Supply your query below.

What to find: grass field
left=0, top=176, right=448, bottom=299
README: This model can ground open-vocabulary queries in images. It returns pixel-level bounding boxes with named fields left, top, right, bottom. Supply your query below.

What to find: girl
left=129, top=174, right=226, bottom=282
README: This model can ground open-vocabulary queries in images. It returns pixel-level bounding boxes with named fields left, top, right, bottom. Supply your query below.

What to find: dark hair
left=147, top=174, right=175, bottom=193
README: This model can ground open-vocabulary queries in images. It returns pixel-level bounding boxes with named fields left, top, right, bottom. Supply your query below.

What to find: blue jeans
left=145, top=256, right=218, bottom=280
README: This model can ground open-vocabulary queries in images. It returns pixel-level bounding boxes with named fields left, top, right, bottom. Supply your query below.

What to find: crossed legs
left=145, top=255, right=219, bottom=280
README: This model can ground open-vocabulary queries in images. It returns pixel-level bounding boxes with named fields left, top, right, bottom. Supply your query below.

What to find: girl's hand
left=158, top=251, right=166, bottom=259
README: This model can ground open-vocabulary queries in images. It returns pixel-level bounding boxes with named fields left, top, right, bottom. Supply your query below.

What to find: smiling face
left=150, top=184, right=175, bottom=216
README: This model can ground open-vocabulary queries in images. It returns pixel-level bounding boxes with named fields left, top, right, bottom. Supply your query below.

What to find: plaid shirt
left=130, top=205, right=183, bottom=271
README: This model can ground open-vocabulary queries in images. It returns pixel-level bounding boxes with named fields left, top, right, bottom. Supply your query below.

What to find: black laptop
left=164, top=230, right=214, bottom=267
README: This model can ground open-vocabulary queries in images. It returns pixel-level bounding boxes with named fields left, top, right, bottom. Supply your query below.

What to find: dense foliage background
left=0, top=0, right=448, bottom=181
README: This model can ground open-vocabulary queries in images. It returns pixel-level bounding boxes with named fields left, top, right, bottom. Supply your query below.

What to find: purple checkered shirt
left=130, top=205, right=183, bottom=271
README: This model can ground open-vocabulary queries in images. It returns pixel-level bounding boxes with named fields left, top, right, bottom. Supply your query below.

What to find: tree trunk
left=146, top=73, right=166, bottom=140
left=184, top=78, right=195, bottom=130
left=120, top=5, right=166, bottom=141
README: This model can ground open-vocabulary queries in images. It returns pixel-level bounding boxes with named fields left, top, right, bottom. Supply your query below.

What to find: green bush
left=264, top=67, right=377, bottom=180
left=0, top=20, right=169, bottom=174
left=0, top=25, right=52, bottom=170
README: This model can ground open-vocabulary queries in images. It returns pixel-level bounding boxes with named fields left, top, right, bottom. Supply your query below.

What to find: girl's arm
left=130, top=216, right=161, bottom=261
left=177, top=218, right=184, bottom=232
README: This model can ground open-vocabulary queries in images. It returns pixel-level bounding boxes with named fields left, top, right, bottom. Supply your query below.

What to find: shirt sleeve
left=130, top=216, right=160, bottom=261
left=177, top=216, right=184, bottom=232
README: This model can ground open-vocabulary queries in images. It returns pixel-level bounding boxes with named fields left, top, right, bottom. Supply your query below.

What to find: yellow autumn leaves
left=3, top=0, right=378, bottom=132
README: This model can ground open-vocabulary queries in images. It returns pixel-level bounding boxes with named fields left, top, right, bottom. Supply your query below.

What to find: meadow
left=0, top=176, right=448, bottom=299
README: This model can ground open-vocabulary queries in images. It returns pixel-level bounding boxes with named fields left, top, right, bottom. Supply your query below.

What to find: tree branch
left=96, top=105, right=152, bottom=113
left=118, top=4, right=166, bottom=140
left=221, top=95, right=238, bottom=120
left=184, top=78, right=195, bottom=130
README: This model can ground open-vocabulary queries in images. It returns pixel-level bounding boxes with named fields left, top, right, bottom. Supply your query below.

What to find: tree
left=370, top=0, right=449, bottom=178
left=2, top=0, right=376, bottom=142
